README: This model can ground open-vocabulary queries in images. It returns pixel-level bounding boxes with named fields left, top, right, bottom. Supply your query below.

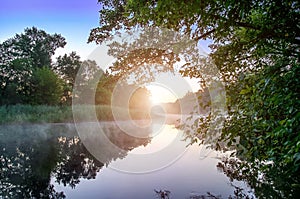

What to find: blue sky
left=0, top=0, right=100, bottom=59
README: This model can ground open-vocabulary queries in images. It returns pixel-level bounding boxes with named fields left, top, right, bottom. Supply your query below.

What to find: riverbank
left=0, top=104, right=150, bottom=124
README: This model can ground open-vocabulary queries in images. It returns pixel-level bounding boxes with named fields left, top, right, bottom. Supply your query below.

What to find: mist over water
left=0, top=122, right=252, bottom=198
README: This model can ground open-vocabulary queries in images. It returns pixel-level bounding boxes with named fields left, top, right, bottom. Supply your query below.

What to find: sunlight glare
left=147, top=85, right=178, bottom=104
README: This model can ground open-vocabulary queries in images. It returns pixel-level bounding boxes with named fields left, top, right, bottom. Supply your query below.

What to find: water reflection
left=0, top=122, right=253, bottom=199
left=0, top=123, right=151, bottom=198
left=0, top=124, right=67, bottom=198
left=154, top=189, right=171, bottom=199
left=54, top=136, right=103, bottom=188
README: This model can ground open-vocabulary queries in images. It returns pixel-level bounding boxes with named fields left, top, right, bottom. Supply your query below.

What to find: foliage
left=30, top=67, right=64, bottom=105
left=54, top=52, right=81, bottom=84
left=89, top=0, right=299, bottom=46
left=217, top=156, right=300, bottom=198
left=53, top=52, right=82, bottom=104
left=0, top=27, right=66, bottom=69
left=0, top=27, right=66, bottom=105
left=95, top=72, right=115, bottom=105
left=72, top=59, right=104, bottom=104
left=105, top=31, right=180, bottom=84
left=220, top=58, right=300, bottom=197
left=0, top=28, right=114, bottom=107
left=53, top=52, right=113, bottom=106
left=89, top=0, right=300, bottom=197
left=0, top=58, right=33, bottom=104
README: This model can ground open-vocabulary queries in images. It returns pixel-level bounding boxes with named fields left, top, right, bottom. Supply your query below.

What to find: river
left=0, top=120, right=253, bottom=198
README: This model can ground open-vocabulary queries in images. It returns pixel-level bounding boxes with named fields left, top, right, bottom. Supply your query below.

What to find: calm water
left=0, top=121, right=253, bottom=198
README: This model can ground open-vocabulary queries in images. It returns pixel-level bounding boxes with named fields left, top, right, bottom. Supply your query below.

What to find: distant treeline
left=0, top=27, right=152, bottom=113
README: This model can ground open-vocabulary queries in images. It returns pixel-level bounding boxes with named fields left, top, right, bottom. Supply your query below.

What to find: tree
left=0, top=27, right=66, bottom=105
left=73, top=60, right=103, bottom=104
left=30, top=67, right=64, bottom=105
left=0, top=27, right=66, bottom=69
left=95, top=72, right=116, bottom=105
left=89, top=0, right=300, bottom=197
left=0, top=58, right=32, bottom=104
left=53, top=52, right=82, bottom=104
left=129, top=86, right=151, bottom=119
left=54, top=52, right=81, bottom=87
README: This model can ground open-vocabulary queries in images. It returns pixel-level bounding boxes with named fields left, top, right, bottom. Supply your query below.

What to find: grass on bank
left=0, top=104, right=150, bottom=124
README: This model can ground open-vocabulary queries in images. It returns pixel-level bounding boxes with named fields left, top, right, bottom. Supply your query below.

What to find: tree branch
left=193, top=29, right=216, bottom=41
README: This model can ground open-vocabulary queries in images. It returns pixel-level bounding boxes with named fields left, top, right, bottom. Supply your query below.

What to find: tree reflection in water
left=153, top=189, right=253, bottom=199
left=216, top=156, right=300, bottom=198
left=54, top=136, right=104, bottom=189
left=188, top=191, right=253, bottom=199
left=0, top=125, right=65, bottom=198
left=0, top=123, right=151, bottom=198
left=154, top=189, right=171, bottom=199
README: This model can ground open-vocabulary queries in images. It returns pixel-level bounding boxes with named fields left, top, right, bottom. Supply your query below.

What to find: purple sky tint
left=0, top=0, right=100, bottom=59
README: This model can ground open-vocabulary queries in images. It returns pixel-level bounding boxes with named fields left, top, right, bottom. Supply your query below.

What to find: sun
left=147, top=85, right=177, bottom=104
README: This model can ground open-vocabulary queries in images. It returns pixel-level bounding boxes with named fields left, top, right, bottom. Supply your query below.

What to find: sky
left=0, top=0, right=100, bottom=60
